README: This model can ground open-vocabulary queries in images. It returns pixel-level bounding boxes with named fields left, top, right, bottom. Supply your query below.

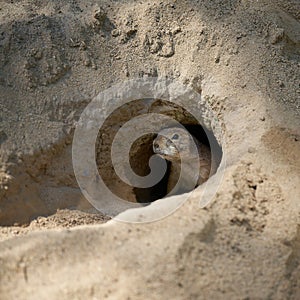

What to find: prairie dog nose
left=153, top=142, right=159, bottom=151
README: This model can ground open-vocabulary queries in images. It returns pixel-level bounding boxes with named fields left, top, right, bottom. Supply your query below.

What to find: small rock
left=191, top=76, right=202, bottom=93
left=82, top=52, right=91, bottom=67
left=79, top=41, right=87, bottom=51
left=93, top=6, right=106, bottom=23
left=34, top=49, right=43, bottom=60
left=174, top=70, right=180, bottom=78
left=159, top=42, right=174, bottom=57
left=270, top=28, right=284, bottom=45
left=123, top=66, right=130, bottom=77
left=91, top=62, right=97, bottom=70
left=215, top=56, right=220, bottom=63
left=111, top=29, right=121, bottom=37
left=172, top=26, right=181, bottom=35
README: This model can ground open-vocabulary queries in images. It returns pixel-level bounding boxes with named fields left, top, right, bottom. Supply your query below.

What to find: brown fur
left=153, top=127, right=212, bottom=195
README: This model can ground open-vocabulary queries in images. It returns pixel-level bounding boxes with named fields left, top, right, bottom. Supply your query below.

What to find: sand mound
left=0, top=0, right=299, bottom=299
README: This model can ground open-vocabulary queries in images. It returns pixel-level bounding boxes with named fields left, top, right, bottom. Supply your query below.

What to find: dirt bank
left=0, top=0, right=299, bottom=299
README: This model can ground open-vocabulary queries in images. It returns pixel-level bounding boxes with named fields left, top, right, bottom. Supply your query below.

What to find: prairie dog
left=153, top=127, right=212, bottom=195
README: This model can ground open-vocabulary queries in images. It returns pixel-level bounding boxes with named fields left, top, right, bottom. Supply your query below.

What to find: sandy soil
left=0, top=0, right=299, bottom=299
left=0, top=209, right=110, bottom=242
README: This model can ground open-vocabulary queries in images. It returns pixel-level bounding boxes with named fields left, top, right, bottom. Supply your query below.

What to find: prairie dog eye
left=172, top=134, right=179, bottom=140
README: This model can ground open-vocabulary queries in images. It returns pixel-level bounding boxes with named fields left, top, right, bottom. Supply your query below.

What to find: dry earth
left=0, top=0, right=300, bottom=299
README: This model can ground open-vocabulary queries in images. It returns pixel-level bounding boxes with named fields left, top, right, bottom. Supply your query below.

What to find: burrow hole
left=96, top=99, right=222, bottom=203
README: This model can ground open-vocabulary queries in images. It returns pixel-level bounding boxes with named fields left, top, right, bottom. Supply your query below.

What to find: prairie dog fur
left=153, top=127, right=212, bottom=195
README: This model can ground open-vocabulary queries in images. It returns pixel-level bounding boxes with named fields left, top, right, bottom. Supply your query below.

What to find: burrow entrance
left=96, top=99, right=223, bottom=203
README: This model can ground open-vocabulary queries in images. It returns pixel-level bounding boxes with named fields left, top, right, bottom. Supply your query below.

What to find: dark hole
left=133, top=157, right=171, bottom=204
left=129, top=134, right=171, bottom=203
left=96, top=99, right=223, bottom=204
left=249, top=184, right=257, bottom=191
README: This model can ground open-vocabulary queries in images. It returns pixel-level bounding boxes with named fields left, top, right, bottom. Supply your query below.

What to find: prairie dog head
left=153, top=127, right=199, bottom=161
